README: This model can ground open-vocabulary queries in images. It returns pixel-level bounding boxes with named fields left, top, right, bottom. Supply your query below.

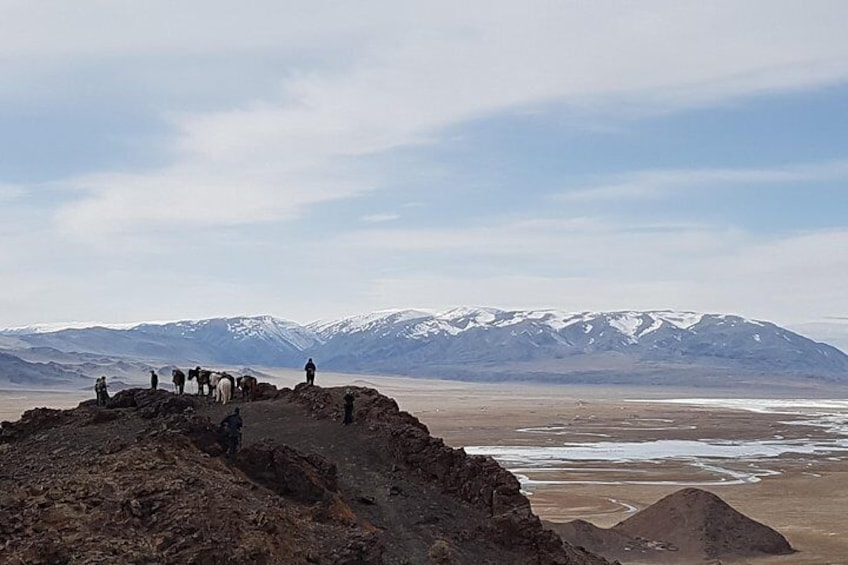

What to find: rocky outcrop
left=0, top=386, right=611, bottom=564
left=237, top=442, right=339, bottom=504
left=286, top=383, right=610, bottom=565
left=106, top=387, right=198, bottom=418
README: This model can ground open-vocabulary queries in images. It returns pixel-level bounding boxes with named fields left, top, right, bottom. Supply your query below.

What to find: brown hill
left=0, top=384, right=609, bottom=565
left=615, top=488, right=794, bottom=559
left=554, top=488, right=793, bottom=563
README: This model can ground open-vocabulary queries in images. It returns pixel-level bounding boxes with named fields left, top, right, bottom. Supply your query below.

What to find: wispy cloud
left=0, top=184, right=24, bottom=202
left=360, top=213, right=400, bottom=224
left=350, top=226, right=848, bottom=325
left=556, top=160, right=848, bottom=202
left=9, top=1, right=845, bottom=237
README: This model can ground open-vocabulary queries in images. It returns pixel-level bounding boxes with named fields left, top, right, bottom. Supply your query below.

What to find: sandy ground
left=3, top=371, right=848, bottom=564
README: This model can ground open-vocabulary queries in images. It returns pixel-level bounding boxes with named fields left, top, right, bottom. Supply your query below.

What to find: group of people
left=94, top=358, right=356, bottom=459
left=215, top=358, right=356, bottom=456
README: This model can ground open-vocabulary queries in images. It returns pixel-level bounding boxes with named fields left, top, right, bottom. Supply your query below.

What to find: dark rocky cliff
left=0, top=385, right=609, bottom=565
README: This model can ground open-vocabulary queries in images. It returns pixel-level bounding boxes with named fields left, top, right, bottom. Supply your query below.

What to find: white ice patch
left=492, top=398, right=848, bottom=487
left=640, top=398, right=848, bottom=415
left=517, top=425, right=692, bottom=434
left=465, top=438, right=848, bottom=466
left=467, top=440, right=797, bottom=487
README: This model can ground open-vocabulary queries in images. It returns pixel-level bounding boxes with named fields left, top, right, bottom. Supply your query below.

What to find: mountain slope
left=11, top=316, right=318, bottom=367
left=0, top=351, right=90, bottom=388
left=3, top=309, right=847, bottom=386
left=309, top=309, right=848, bottom=381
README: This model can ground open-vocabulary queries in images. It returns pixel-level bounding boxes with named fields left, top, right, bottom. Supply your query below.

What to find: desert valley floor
left=3, top=370, right=848, bottom=564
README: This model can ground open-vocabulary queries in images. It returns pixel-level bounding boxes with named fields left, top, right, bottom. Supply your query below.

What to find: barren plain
left=4, top=370, right=848, bottom=564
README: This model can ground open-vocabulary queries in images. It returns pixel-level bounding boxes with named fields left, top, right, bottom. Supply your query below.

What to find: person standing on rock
left=95, top=376, right=108, bottom=406
left=220, top=407, right=243, bottom=457
left=304, top=358, right=316, bottom=385
left=343, top=388, right=355, bottom=425
left=150, top=370, right=159, bottom=390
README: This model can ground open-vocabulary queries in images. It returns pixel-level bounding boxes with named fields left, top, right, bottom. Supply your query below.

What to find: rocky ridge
left=0, top=385, right=609, bottom=565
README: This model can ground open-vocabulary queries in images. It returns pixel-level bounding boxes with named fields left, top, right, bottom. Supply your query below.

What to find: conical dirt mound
left=613, top=487, right=794, bottom=559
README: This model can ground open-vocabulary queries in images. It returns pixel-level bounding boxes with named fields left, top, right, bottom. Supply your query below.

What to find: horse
left=209, top=372, right=222, bottom=400
left=171, top=369, right=186, bottom=395
left=216, top=376, right=233, bottom=404
left=237, top=375, right=258, bottom=402
left=188, top=366, right=213, bottom=396
left=210, top=372, right=236, bottom=402
left=222, top=372, right=236, bottom=392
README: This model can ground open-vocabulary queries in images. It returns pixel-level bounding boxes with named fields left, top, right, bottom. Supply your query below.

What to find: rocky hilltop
left=0, top=384, right=609, bottom=565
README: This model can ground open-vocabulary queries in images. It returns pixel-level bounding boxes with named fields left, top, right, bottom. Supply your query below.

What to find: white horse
left=215, top=375, right=233, bottom=404
left=209, top=372, right=222, bottom=401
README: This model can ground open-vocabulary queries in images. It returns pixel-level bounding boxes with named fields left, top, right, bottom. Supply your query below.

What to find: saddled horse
left=237, top=375, right=258, bottom=402
left=188, top=366, right=213, bottom=396
left=171, top=368, right=186, bottom=395
left=209, top=372, right=235, bottom=403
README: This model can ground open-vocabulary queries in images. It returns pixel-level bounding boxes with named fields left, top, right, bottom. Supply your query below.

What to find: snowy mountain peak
left=309, top=309, right=432, bottom=336
left=144, top=315, right=320, bottom=351
left=4, top=308, right=846, bottom=383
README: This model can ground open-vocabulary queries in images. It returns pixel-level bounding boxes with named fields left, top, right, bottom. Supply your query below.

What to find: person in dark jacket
left=95, top=376, right=108, bottom=406
left=304, top=358, right=316, bottom=385
left=220, top=407, right=243, bottom=457
left=150, top=370, right=159, bottom=390
left=343, top=388, right=355, bottom=425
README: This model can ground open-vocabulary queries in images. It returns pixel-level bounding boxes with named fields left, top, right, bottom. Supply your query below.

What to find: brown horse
left=187, top=366, right=213, bottom=396
left=237, top=375, right=258, bottom=401
left=171, top=369, right=186, bottom=395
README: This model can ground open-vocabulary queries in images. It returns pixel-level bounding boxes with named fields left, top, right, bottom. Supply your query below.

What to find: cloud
left=3, top=2, right=848, bottom=326
left=351, top=226, right=848, bottom=325
left=55, top=163, right=373, bottom=237
left=0, top=184, right=24, bottom=202
left=336, top=217, right=740, bottom=262
left=556, top=160, right=848, bottom=202
left=13, top=1, right=845, bottom=236
left=360, top=213, right=400, bottom=224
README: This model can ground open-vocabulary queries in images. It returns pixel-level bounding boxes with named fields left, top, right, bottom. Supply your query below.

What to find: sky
left=2, top=1, right=848, bottom=329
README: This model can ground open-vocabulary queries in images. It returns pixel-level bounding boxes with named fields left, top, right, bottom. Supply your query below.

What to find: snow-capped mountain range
left=2, top=308, right=847, bottom=386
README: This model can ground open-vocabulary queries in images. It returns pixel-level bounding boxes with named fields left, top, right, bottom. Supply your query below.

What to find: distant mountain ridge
left=2, top=308, right=848, bottom=386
